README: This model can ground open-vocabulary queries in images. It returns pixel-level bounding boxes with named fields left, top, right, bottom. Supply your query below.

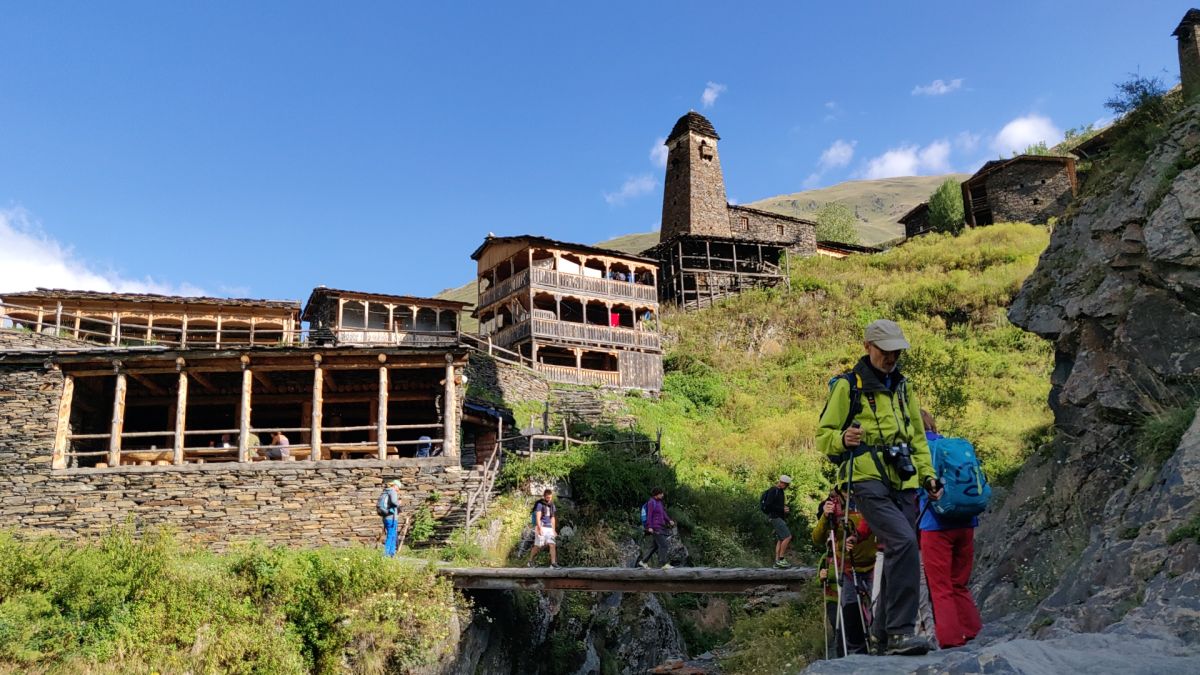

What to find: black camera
left=883, top=442, right=916, bottom=480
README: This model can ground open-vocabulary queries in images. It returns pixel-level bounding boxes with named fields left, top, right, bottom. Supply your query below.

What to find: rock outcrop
left=979, top=100, right=1200, bottom=637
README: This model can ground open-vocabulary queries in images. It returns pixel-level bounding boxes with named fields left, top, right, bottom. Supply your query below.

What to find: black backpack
left=759, top=488, right=773, bottom=515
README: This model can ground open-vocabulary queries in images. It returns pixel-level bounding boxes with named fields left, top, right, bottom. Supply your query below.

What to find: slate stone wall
left=985, top=162, right=1075, bottom=225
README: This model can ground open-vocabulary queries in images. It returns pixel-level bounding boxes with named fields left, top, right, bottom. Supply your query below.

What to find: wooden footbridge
left=438, top=566, right=815, bottom=594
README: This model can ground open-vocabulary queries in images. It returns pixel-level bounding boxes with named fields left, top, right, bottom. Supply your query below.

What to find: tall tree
left=813, top=202, right=860, bottom=244
left=928, top=179, right=965, bottom=234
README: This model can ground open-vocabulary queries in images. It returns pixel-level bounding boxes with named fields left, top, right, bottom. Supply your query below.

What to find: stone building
left=961, top=155, right=1078, bottom=227
left=1177, top=9, right=1200, bottom=101
left=646, top=112, right=817, bottom=308
left=898, top=202, right=933, bottom=238
left=0, top=288, right=301, bottom=347
left=0, top=324, right=499, bottom=548
left=471, top=235, right=663, bottom=391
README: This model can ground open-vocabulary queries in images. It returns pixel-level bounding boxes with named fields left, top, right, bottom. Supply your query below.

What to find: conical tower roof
left=666, top=111, right=720, bottom=143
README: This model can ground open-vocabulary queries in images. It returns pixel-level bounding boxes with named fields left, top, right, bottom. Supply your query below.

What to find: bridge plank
left=438, top=566, right=816, bottom=594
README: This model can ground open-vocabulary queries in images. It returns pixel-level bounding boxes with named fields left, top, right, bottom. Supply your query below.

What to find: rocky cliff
left=810, top=99, right=1200, bottom=675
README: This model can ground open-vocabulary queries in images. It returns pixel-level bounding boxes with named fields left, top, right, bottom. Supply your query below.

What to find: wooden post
left=73, top=314, right=81, bottom=338
left=215, top=314, right=223, bottom=349
left=784, top=249, right=792, bottom=290
left=108, top=370, right=127, bottom=467
left=54, top=301, right=63, bottom=334
left=181, top=314, right=189, bottom=348
left=443, top=357, right=458, bottom=459
left=239, top=356, right=251, bottom=462
left=311, top=355, right=324, bottom=460
left=174, top=370, right=187, bottom=465
left=53, top=374, right=74, bottom=469
left=35, top=306, right=44, bottom=333
left=377, top=356, right=389, bottom=460
left=111, top=312, right=119, bottom=345
left=562, top=419, right=570, bottom=450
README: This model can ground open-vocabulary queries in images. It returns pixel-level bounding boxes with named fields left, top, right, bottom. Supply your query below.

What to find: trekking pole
left=826, top=524, right=850, bottom=657
left=821, top=567, right=831, bottom=660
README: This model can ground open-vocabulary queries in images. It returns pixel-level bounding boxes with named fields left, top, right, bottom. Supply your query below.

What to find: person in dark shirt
left=526, top=489, right=559, bottom=568
left=763, top=475, right=793, bottom=568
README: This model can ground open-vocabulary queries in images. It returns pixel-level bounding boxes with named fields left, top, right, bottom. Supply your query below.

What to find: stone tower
left=660, top=111, right=731, bottom=241
left=1176, top=9, right=1200, bottom=101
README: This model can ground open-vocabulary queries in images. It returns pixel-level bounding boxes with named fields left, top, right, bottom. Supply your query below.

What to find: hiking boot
left=550, top=562, right=562, bottom=569
left=637, top=561, right=650, bottom=569
left=526, top=561, right=536, bottom=568
left=885, top=633, right=930, bottom=656
left=774, top=559, right=792, bottom=569
left=661, top=563, right=674, bottom=570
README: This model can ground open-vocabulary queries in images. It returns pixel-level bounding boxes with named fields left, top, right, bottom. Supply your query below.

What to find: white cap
left=865, top=319, right=910, bottom=351
left=779, top=474, right=792, bottom=484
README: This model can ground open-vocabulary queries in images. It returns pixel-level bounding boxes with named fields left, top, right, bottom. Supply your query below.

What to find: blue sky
left=0, top=1, right=1187, bottom=302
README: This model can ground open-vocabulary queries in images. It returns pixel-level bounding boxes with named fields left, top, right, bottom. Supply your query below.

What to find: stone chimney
left=1175, top=9, right=1200, bottom=101
left=660, top=112, right=731, bottom=241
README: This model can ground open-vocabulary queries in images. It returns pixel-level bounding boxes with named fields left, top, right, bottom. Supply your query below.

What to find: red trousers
left=920, top=528, right=982, bottom=648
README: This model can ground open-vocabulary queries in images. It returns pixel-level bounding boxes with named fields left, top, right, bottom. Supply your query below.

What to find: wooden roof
left=0, top=288, right=300, bottom=312
left=897, top=202, right=929, bottom=224
left=470, top=235, right=657, bottom=264
left=728, top=204, right=818, bottom=227
left=667, top=111, right=720, bottom=143
left=301, top=287, right=468, bottom=322
left=962, top=154, right=1076, bottom=188
left=816, top=240, right=882, bottom=255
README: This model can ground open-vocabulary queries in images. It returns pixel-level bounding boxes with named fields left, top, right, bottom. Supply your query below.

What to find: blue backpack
left=639, top=503, right=648, bottom=528
left=929, top=437, right=991, bottom=519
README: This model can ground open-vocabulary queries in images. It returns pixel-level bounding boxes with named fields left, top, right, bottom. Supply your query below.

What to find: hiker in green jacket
left=817, top=319, right=941, bottom=656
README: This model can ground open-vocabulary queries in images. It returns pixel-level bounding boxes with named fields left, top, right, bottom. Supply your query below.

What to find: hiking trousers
left=383, top=516, right=398, bottom=557
left=640, top=530, right=670, bottom=566
left=921, top=527, right=982, bottom=647
left=852, top=479, right=919, bottom=638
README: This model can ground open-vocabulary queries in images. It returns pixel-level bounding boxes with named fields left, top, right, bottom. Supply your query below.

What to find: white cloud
left=649, top=137, right=668, bottom=168
left=818, top=139, right=856, bottom=171
left=0, top=207, right=205, bottom=296
left=912, top=78, right=964, bottom=96
left=701, top=81, right=727, bottom=108
left=954, top=131, right=982, bottom=153
left=859, top=139, right=952, bottom=179
left=823, top=100, right=840, bottom=122
left=991, top=114, right=1062, bottom=155
left=604, top=175, right=657, bottom=205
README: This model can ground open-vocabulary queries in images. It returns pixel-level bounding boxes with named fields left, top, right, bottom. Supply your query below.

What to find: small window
left=367, top=303, right=389, bottom=330
left=1041, top=179, right=1047, bottom=185
left=1018, top=183, right=1025, bottom=189
left=777, top=223, right=785, bottom=236
left=739, top=216, right=749, bottom=231
left=1032, top=198, right=1041, bottom=206
left=699, top=141, right=714, bottom=161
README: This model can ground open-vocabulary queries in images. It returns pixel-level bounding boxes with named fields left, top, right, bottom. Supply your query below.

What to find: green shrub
left=408, top=505, right=437, bottom=543
left=1135, top=399, right=1199, bottom=466
left=0, top=530, right=457, bottom=673
left=720, top=588, right=825, bottom=674
left=927, top=178, right=965, bottom=234
left=813, top=202, right=860, bottom=245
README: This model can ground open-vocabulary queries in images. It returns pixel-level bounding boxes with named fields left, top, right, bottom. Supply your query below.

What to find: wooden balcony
left=535, top=362, right=621, bottom=387
left=478, top=269, right=530, bottom=309
left=529, top=268, right=658, bottom=304
left=531, top=318, right=660, bottom=351
left=478, top=267, right=658, bottom=310
left=334, top=329, right=458, bottom=347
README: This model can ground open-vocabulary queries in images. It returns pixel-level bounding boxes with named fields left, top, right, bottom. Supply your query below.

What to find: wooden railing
left=333, top=329, right=457, bottom=346
left=529, top=268, right=658, bottom=303
left=478, top=269, right=530, bottom=309
left=531, top=318, right=660, bottom=350
left=535, top=362, right=621, bottom=387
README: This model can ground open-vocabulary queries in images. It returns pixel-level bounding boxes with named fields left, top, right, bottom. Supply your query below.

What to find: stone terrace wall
left=466, top=352, right=549, bottom=404
left=986, top=162, right=1074, bottom=225
left=0, top=362, right=480, bottom=550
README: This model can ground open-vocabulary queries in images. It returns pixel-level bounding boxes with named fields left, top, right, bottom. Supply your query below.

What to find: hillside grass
left=748, top=174, right=970, bottom=245
left=0, top=529, right=459, bottom=674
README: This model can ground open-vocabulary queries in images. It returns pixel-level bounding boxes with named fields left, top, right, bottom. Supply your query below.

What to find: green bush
left=813, top=202, right=860, bottom=245
left=1135, top=398, right=1199, bottom=466
left=927, top=178, right=965, bottom=234
left=0, top=529, right=458, bottom=673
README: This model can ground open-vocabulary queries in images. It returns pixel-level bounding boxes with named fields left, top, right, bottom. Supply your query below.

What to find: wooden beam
left=108, top=372, right=127, bottom=467
left=238, top=363, right=252, bottom=462
left=253, top=370, right=273, bottom=391
left=189, top=371, right=217, bottom=392
left=311, top=358, right=324, bottom=461
left=324, top=369, right=338, bottom=393
left=128, top=372, right=167, bottom=396
left=439, top=566, right=816, bottom=594
left=53, top=375, right=74, bottom=469
left=173, top=372, right=187, bottom=465
left=443, top=359, right=458, bottom=459
left=378, top=363, right=389, bottom=460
